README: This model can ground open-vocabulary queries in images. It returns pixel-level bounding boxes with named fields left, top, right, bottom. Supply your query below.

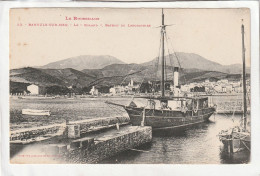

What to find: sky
left=9, top=8, right=250, bottom=69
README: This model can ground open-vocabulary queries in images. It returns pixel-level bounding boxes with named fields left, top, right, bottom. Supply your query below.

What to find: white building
left=27, top=84, right=39, bottom=94
left=222, top=87, right=227, bottom=93
left=226, top=85, right=233, bottom=93
left=180, top=85, right=190, bottom=92
left=90, top=86, right=99, bottom=95
left=128, top=79, right=134, bottom=87
left=214, top=85, right=222, bottom=93
left=109, top=85, right=126, bottom=95
left=109, top=87, right=117, bottom=95
left=234, top=86, right=243, bottom=93
left=204, top=79, right=210, bottom=83
left=220, top=79, right=229, bottom=84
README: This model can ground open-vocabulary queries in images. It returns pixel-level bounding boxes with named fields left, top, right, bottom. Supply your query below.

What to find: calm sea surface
left=10, top=97, right=250, bottom=164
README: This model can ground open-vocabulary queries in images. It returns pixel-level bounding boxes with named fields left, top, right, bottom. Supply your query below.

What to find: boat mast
left=241, top=19, right=247, bottom=130
left=161, top=9, right=165, bottom=97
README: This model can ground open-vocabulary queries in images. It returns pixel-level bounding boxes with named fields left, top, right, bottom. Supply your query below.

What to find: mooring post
left=141, top=108, right=145, bottom=127
left=230, top=136, right=234, bottom=154
left=116, top=123, right=120, bottom=130
left=67, top=124, right=80, bottom=138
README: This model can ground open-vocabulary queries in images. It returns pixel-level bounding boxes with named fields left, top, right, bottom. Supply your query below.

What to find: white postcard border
left=0, top=1, right=259, bottom=176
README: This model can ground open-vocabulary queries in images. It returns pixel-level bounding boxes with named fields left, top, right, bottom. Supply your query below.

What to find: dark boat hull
left=125, top=107, right=215, bottom=130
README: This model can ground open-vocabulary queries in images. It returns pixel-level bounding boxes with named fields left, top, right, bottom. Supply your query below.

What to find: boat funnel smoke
left=174, top=67, right=179, bottom=87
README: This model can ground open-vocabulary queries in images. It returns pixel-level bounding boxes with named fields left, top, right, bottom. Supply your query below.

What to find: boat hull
left=125, top=107, right=215, bottom=130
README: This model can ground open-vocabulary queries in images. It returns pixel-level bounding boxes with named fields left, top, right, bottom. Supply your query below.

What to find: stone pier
left=10, top=116, right=152, bottom=164
left=10, top=123, right=66, bottom=143
left=67, top=116, right=130, bottom=138
left=45, top=125, right=152, bottom=163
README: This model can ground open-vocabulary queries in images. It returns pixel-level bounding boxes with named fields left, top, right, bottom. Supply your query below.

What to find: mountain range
left=10, top=53, right=250, bottom=92
left=40, top=55, right=125, bottom=70
left=142, top=52, right=249, bottom=74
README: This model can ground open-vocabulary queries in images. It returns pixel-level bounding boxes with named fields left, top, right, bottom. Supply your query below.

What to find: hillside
left=40, top=68, right=96, bottom=88
left=41, top=55, right=125, bottom=70
left=10, top=65, right=248, bottom=94
left=179, top=71, right=227, bottom=84
left=10, top=52, right=250, bottom=94
left=40, top=52, right=249, bottom=74
left=81, top=69, right=104, bottom=79
left=142, top=52, right=248, bottom=74
left=10, top=67, right=65, bottom=86
left=83, top=64, right=246, bottom=87
left=10, top=67, right=96, bottom=88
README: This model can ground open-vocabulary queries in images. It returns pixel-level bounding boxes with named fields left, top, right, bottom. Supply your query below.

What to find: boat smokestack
left=174, top=67, right=179, bottom=87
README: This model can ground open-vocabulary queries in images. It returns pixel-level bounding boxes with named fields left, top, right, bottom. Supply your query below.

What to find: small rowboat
left=22, top=109, right=51, bottom=116
left=18, top=96, right=55, bottom=99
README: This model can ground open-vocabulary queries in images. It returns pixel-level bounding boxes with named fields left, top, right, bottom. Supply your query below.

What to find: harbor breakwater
left=208, top=94, right=250, bottom=114
left=46, top=126, right=152, bottom=163
left=10, top=115, right=152, bottom=164
left=10, top=116, right=130, bottom=143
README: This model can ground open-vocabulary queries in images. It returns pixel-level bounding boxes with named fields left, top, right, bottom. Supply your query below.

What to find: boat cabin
left=145, top=97, right=209, bottom=111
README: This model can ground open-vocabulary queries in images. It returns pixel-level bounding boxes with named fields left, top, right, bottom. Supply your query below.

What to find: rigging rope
left=137, top=78, right=145, bottom=93
left=119, top=63, right=139, bottom=86
left=151, top=31, right=163, bottom=93
left=231, top=92, right=243, bottom=123
left=166, top=42, right=175, bottom=82
left=165, top=33, right=176, bottom=86
left=137, top=33, right=163, bottom=94
left=165, top=33, right=187, bottom=84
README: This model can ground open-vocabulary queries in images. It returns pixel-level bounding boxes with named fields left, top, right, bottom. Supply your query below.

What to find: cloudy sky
left=9, top=8, right=250, bottom=69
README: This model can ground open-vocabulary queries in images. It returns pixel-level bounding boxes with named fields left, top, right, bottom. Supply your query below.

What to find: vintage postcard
left=7, top=6, right=253, bottom=165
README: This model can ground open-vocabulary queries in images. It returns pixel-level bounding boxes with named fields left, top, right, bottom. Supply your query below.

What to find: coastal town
left=10, top=77, right=250, bottom=97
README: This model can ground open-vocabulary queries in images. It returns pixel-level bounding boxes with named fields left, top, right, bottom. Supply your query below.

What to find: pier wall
left=10, top=116, right=130, bottom=142
left=10, top=123, right=66, bottom=142
left=209, top=95, right=250, bottom=114
left=47, top=126, right=152, bottom=163
left=67, top=116, right=129, bottom=138
left=216, top=101, right=243, bottom=113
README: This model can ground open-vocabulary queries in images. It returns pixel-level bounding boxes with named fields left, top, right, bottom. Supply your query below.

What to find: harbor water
left=10, top=96, right=250, bottom=164
left=102, top=114, right=250, bottom=164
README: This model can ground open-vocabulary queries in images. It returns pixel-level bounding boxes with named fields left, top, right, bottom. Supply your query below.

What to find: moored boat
left=18, top=96, right=55, bottom=99
left=106, top=96, right=215, bottom=130
left=106, top=9, right=216, bottom=130
left=218, top=20, right=251, bottom=153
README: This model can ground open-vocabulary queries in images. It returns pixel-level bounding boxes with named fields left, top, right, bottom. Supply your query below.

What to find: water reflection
left=102, top=115, right=250, bottom=164
left=219, top=146, right=250, bottom=164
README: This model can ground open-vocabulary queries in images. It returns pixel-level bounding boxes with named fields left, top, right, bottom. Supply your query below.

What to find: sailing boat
left=106, top=9, right=216, bottom=130
left=218, top=20, right=251, bottom=153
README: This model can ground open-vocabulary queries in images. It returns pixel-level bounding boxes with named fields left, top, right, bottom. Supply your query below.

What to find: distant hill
left=82, top=64, right=159, bottom=86
left=10, top=53, right=250, bottom=93
left=40, top=53, right=249, bottom=74
left=142, top=52, right=249, bottom=74
left=83, top=64, right=246, bottom=87
left=10, top=67, right=96, bottom=88
left=40, top=55, right=125, bottom=70
left=40, top=68, right=96, bottom=88
left=10, top=67, right=65, bottom=86
left=81, top=69, right=104, bottom=79
left=179, top=71, right=228, bottom=84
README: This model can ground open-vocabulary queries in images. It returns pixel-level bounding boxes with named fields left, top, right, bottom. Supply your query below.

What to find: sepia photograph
left=8, top=7, right=252, bottom=164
